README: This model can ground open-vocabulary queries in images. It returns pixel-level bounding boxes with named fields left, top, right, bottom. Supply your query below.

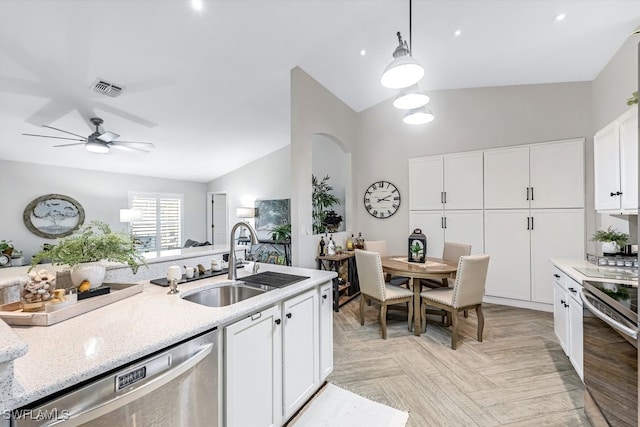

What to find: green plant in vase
left=591, top=226, right=629, bottom=254
left=410, top=241, right=423, bottom=261
left=0, top=240, right=13, bottom=256
left=270, top=223, right=291, bottom=243
left=312, top=174, right=341, bottom=235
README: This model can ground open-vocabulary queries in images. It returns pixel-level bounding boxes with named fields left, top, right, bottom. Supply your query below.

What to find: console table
left=316, top=252, right=359, bottom=311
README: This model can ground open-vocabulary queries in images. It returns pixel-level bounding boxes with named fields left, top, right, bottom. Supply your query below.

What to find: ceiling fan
left=22, top=117, right=155, bottom=154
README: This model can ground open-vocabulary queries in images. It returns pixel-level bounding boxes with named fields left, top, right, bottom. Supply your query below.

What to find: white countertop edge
left=550, top=258, right=638, bottom=287
left=2, top=264, right=336, bottom=411
left=0, top=321, right=28, bottom=364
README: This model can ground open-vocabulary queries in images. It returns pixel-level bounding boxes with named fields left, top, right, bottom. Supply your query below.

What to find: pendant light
left=403, top=107, right=435, bottom=125
left=380, top=0, right=424, bottom=89
left=393, top=84, right=430, bottom=109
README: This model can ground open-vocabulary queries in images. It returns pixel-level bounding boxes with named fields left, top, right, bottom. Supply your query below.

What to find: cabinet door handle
left=444, top=217, right=447, bottom=229
left=553, top=274, right=560, bottom=278
left=564, top=303, right=570, bottom=308
left=568, top=287, right=577, bottom=293
left=440, top=191, right=444, bottom=204
left=617, top=191, right=623, bottom=196
left=274, top=318, right=281, bottom=325
left=251, top=312, right=262, bottom=321
left=526, top=187, right=530, bottom=201
left=443, top=191, right=447, bottom=204
left=560, top=299, right=565, bottom=304
left=530, top=187, right=534, bottom=200
left=322, top=294, right=328, bottom=299
left=286, top=313, right=292, bottom=319
left=441, top=217, right=444, bottom=229
left=611, top=192, right=617, bottom=197
left=526, top=217, right=530, bottom=230
left=530, top=216, right=534, bottom=230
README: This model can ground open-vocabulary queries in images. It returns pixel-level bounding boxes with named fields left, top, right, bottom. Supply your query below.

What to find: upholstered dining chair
left=420, top=254, right=490, bottom=349
left=355, top=249, right=414, bottom=339
left=422, top=242, right=472, bottom=289
left=364, top=240, right=410, bottom=287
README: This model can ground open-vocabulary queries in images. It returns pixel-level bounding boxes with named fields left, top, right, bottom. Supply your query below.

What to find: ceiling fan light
left=393, top=85, right=430, bottom=109
left=380, top=55, right=424, bottom=89
left=403, top=107, right=435, bottom=125
left=85, top=141, right=110, bottom=153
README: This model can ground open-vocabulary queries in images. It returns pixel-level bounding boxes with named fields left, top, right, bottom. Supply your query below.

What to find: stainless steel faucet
left=228, top=221, right=258, bottom=280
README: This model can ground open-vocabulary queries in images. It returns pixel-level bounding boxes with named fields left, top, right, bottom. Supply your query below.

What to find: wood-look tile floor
left=327, top=298, right=588, bottom=426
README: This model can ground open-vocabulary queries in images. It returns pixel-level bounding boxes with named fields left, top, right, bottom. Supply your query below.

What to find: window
left=128, top=192, right=183, bottom=252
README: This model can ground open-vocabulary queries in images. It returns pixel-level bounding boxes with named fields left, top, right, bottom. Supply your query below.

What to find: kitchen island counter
left=0, top=263, right=336, bottom=411
left=551, top=258, right=638, bottom=287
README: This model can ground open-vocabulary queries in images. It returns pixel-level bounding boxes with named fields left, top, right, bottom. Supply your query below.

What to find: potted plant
left=312, top=174, right=341, bottom=234
left=591, top=226, right=629, bottom=254
left=30, top=221, right=146, bottom=289
left=270, top=223, right=291, bottom=243
left=0, top=240, right=13, bottom=256
left=410, top=241, right=423, bottom=262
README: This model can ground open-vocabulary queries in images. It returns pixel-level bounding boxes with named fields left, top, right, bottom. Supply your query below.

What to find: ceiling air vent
left=91, top=78, right=125, bottom=97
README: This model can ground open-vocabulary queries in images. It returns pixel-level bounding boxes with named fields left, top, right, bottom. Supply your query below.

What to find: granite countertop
left=0, top=263, right=336, bottom=411
left=551, top=258, right=638, bottom=287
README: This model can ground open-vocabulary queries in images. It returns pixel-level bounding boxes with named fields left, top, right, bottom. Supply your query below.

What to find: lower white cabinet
left=552, top=267, right=584, bottom=381
left=409, top=210, right=484, bottom=258
left=225, top=283, right=331, bottom=427
left=319, top=282, right=334, bottom=380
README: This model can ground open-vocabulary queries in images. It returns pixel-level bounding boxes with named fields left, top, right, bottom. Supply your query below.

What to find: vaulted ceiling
left=1, top=0, right=638, bottom=182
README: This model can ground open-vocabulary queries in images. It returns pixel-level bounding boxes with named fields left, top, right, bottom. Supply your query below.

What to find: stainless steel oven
left=581, top=281, right=638, bottom=426
left=11, top=328, right=219, bottom=427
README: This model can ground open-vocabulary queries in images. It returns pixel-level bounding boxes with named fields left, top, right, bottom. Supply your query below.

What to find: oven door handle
left=580, top=290, right=638, bottom=340
left=49, top=343, right=213, bottom=426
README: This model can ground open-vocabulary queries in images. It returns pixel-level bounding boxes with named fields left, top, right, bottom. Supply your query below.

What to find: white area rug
left=291, top=383, right=409, bottom=427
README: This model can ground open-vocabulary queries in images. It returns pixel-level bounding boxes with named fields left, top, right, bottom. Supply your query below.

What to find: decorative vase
left=70, top=262, right=106, bottom=289
left=602, top=241, right=619, bottom=255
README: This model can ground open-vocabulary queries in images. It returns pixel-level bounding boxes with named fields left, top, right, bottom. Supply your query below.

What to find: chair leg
left=408, top=300, right=414, bottom=332
left=367, top=298, right=372, bottom=306
left=359, top=295, right=365, bottom=326
left=464, top=310, right=469, bottom=318
left=476, top=305, right=484, bottom=342
left=450, top=310, right=459, bottom=350
left=380, top=303, right=388, bottom=340
left=421, top=300, right=427, bottom=333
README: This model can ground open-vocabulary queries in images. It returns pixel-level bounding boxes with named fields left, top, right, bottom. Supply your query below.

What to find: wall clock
left=364, top=181, right=400, bottom=219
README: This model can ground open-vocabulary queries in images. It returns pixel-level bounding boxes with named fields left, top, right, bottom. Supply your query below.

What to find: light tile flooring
left=326, top=298, right=588, bottom=426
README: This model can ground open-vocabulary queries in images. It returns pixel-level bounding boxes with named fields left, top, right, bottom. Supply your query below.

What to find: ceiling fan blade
left=97, top=131, right=120, bottom=143
left=110, top=144, right=150, bottom=153
left=22, top=133, right=86, bottom=142
left=41, top=125, right=87, bottom=139
left=52, top=143, right=87, bottom=148
left=111, top=140, right=156, bottom=147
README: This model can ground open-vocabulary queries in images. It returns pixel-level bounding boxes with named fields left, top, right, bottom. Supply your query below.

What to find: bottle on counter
left=346, top=234, right=354, bottom=251
left=327, top=234, right=336, bottom=256
left=356, top=232, right=364, bottom=249
left=319, top=235, right=326, bottom=256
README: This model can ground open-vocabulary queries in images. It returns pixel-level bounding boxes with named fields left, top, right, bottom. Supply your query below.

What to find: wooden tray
left=0, top=282, right=144, bottom=326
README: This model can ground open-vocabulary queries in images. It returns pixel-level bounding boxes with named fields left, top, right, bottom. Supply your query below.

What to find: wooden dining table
left=381, top=256, right=458, bottom=336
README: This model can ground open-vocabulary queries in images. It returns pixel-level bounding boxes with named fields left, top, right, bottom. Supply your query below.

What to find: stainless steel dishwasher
left=12, top=328, right=219, bottom=427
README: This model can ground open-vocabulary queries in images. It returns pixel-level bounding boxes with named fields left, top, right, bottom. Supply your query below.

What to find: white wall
left=592, top=34, right=639, bottom=246
left=291, top=67, right=358, bottom=268
left=0, top=159, right=208, bottom=261
left=207, top=145, right=291, bottom=236
left=355, top=82, right=593, bottom=256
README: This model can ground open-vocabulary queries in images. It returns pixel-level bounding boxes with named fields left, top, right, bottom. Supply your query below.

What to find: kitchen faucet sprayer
left=228, top=222, right=258, bottom=280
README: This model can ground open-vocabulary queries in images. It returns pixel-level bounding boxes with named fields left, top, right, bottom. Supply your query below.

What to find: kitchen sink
left=181, top=282, right=268, bottom=307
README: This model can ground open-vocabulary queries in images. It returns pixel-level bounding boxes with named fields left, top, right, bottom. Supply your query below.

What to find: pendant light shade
left=380, top=32, right=424, bottom=89
left=393, top=84, right=430, bottom=109
left=403, top=107, right=435, bottom=125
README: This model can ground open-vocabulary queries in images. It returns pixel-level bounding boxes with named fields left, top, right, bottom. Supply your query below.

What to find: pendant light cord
left=409, top=0, right=413, bottom=56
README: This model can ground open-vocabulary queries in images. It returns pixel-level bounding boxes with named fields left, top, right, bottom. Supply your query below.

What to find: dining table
left=380, top=256, right=458, bottom=336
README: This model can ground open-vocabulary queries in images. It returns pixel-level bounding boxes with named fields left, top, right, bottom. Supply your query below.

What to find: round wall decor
left=364, top=180, right=401, bottom=219
left=23, top=194, right=85, bottom=239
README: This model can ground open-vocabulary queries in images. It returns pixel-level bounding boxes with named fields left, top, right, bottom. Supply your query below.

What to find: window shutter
left=129, top=193, right=183, bottom=252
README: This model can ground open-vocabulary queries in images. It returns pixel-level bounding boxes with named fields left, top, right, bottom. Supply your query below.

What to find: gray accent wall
left=0, top=159, right=208, bottom=261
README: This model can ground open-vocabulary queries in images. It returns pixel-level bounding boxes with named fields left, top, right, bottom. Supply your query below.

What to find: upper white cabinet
left=409, top=151, right=483, bottom=210
left=484, top=139, right=585, bottom=209
left=594, top=106, right=638, bottom=213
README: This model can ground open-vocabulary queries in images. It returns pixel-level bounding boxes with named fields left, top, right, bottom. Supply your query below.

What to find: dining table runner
left=391, top=257, right=448, bottom=268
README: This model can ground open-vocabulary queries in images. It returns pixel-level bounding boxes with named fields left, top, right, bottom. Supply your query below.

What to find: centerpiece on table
left=591, top=226, right=629, bottom=255
left=30, top=221, right=146, bottom=290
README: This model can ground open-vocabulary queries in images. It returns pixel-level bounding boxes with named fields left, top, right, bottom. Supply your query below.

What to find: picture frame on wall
left=23, top=194, right=85, bottom=239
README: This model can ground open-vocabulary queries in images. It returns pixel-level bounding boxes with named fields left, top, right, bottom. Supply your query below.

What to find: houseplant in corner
left=591, top=226, right=629, bottom=255
left=30, top=221, right=146, bottom=289
left=312, top=174, right=341, bottom=235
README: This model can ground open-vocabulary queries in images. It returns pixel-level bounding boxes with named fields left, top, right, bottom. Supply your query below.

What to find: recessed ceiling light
left=453, top=29, right=462, bottom=36
left=360, top=49, right=366, bottom=56
left=191, top=0, right=204, bottom=12
left=555, top=13, right=567, bottom=21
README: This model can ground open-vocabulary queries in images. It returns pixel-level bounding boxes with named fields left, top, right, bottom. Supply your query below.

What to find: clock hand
left=378, top=195, right=391, bottom=202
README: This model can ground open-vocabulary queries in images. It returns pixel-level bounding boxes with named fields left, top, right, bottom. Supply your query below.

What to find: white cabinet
left=319, top=282, right=334, bottom=380
left=225, top=284, right=330, bottom=427
left=410, top=210, right=484, bottom=258
left=409, top=151, right=483, bottom=210
left=594, top=106, right=638, bottom=213
left=282, top=289, right=319, bottom=419
left=484, top=139, right=584, bottom=209
left=485, top=209, right=584, bottom=303
left=225, top=304, right=283, bottom=427
left=552, top=267, right=584, bottom=381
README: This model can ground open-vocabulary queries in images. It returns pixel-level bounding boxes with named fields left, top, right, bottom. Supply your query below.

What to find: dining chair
left=364, top=240, right=410, bottom=286
left=422, top=242, right=472, bottom=289
left=355, top=249, right=414, bottom=339
left=420, top=254, right=490, bottom=349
